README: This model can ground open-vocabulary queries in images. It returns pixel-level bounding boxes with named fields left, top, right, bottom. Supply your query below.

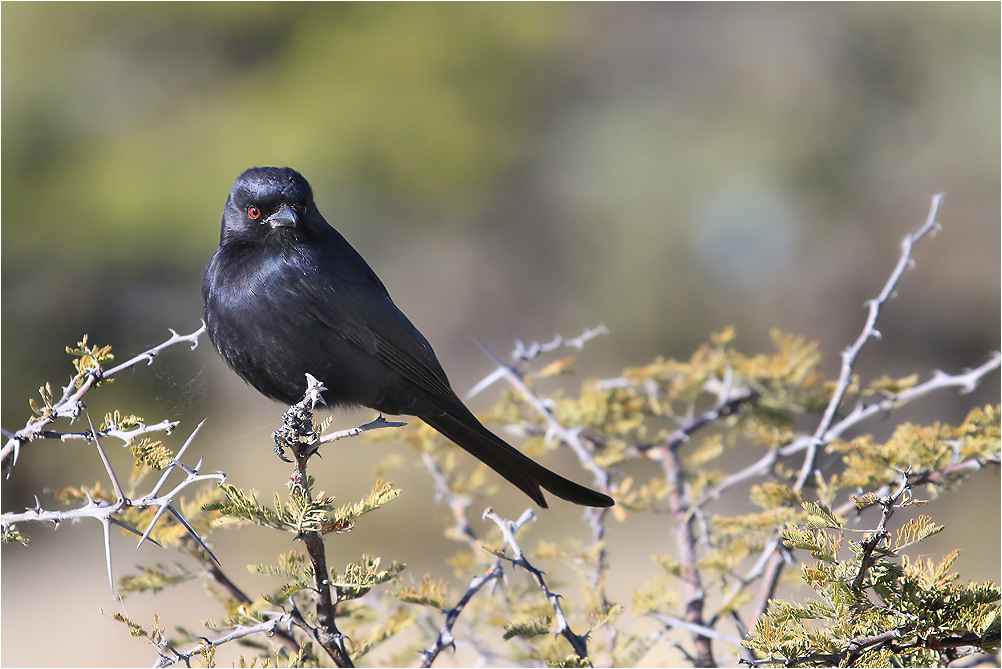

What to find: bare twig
left=794, top=193, right=944, bottom=493
left=467, top=325, right=609, bottom=399
left=153, top=612, right=295, bottom=668
left=419, top=563, right=504, bottom=668
left=19, top=419, right=179, bottom=445
left=650, top=613, right=744, bottom=646
left=483, top=507, right=593, bottom=663
left=320, top=414, right=406, bottom=444
left=509, top=324, right=610, bottom=364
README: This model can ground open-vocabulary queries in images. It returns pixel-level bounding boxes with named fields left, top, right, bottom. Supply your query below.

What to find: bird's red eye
left=248, top=206, right=261, bottom=220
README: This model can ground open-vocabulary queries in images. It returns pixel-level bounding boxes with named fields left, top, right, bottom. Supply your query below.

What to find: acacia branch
left=2, top=324, right=206, bottom=471
left=655, top=435, right=716, bottom=668
left=751, top=194, right=948, bottom=627
left=153, top=613, right=296, bottom=668
left=483, top=507, right=593, bottom=663
left=420, top=563, right=504, bottom=668
left=274, top=374, right=354, bottom=668
left=794, top=193, right=944, bottom=493
left=2, top=418, right=224, bottom=592
left=850, top=477, right=911, bottom=592
left=699, top=352, right=1000, bottom=507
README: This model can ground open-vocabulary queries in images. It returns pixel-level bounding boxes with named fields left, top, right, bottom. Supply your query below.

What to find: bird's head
left=220, top=167, right=318, bottom=245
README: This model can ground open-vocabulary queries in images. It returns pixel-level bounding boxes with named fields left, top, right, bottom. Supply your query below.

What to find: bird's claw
left=274, top=441, right=293, bottom=463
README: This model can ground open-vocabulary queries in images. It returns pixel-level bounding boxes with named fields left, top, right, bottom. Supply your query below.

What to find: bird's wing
left=299, top=275, right=462, bottom=405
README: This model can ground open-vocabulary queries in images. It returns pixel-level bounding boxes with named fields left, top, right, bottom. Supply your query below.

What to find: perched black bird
left=203, top=167, right=613, bottom=508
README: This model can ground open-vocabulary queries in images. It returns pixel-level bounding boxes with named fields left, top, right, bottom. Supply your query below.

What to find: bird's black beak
left=267, top=204, right=297, bottom=229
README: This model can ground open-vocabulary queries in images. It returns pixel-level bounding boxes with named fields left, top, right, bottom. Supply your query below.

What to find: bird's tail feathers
left=422, top=410, right=613, bottom=509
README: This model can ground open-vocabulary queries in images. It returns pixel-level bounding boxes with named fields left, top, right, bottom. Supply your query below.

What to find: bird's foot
left=273, top=438, right=293, bottom=463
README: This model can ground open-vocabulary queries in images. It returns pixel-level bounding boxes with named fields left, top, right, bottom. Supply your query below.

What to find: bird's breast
left=205, top=244, right=378, bottom=408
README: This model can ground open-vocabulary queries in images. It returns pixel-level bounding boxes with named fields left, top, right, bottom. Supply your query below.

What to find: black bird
left=203, top=167, right=613, bottom=508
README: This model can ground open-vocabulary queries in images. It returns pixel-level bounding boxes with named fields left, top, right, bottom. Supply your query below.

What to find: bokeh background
left=2, top=4, right=999, bottom=666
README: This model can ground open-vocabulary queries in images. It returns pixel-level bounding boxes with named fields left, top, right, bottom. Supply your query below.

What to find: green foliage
left=205, top=485, right=291, bottom=533
left=249, top=551, right=406, bottom=605
left=830, top=406, right=1001, bottom=493
left=249, top=551, right=314, bottom=598
left=748, top=525, right=1001, bottom=667
left=328, top=479, right=401, bottom=531
left=331, top=555, right=406, bottom=603
left=1, top=524, right=30, bottom=546
left=27, top=382, right=55, bottom=424
left=129, top=437, right=172, bottom=470
left=65, top=335, right=115, bottom=387
left=393, top=574, right=451, bottom=610
left=504, top=616, right=553, bottom=640
left=207, top=478, right=399, bottom=536
left=119, top=563, right=197, bottom=597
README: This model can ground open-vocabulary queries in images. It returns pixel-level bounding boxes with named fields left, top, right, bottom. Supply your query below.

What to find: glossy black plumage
left=203, top=167, right=613, bottom=508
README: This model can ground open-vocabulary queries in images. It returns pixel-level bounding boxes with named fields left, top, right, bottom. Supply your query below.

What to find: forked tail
left=422, top=409, right=613, bottom=508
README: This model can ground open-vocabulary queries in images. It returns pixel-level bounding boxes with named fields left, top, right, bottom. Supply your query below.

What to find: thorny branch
left=467, top=325, right=610, bottom=399
left=153, top=612, right=296, bottom=668
left=796, top=194, right=945, bottom=492
left=198, top=555, right=303, bottom=655
left=419, top=562, right=505, bottom=668
left=266, top=374, right=407, bottom=666
left=747, top=194, right=982, bottom=627
left=2, top=416, right=225, bottom=593
left=273, top=373, right=354, bottom=668
left=2, top=324, right=207, bottom=472
left=483, top=507, right=594, bottom=664
left=850, top=476, right=912, bottom=592
left=699, top=352, right=1001, bottom=507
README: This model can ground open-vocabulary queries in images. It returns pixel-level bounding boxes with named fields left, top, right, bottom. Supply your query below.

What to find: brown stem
left=271, top=379, right=354, bottom=668
left=659, top=441, right=715, bottom=668
left=292, top=442, right=354, bottom=668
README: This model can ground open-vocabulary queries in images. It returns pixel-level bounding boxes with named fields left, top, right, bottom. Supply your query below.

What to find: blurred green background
left=2, top=4, right=999, bottom=666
